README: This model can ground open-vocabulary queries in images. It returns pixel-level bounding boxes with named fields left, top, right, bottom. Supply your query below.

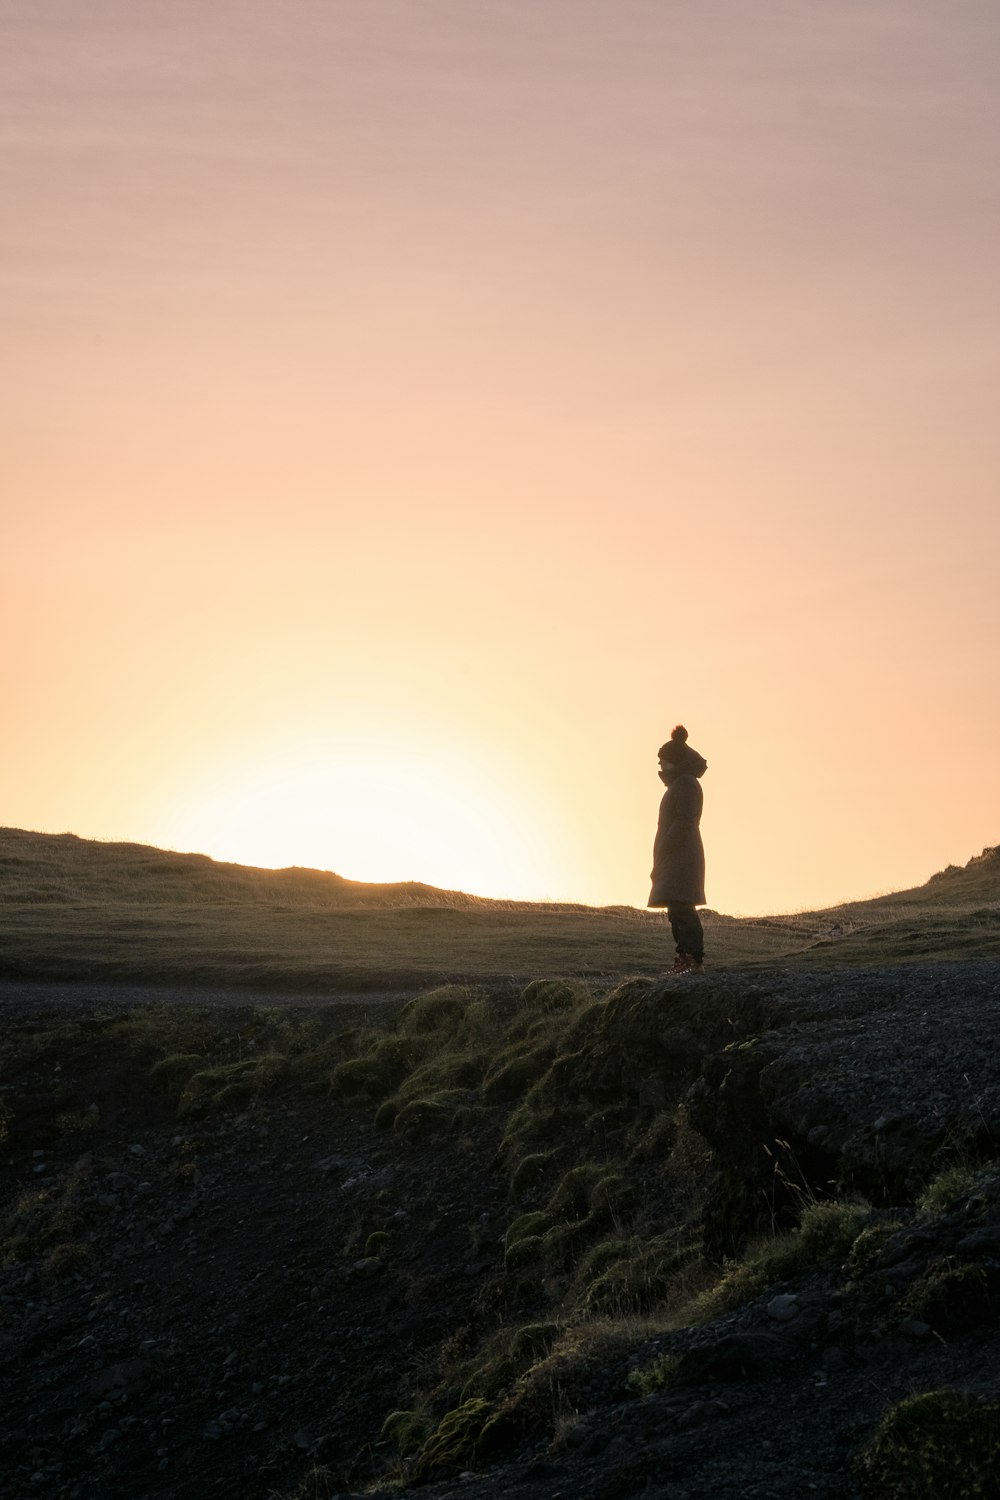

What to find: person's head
left=657, top=724, right=708, bottom=781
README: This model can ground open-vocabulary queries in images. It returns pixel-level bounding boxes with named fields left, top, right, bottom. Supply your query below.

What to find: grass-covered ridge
left=2, top=828, right=999, bottom=991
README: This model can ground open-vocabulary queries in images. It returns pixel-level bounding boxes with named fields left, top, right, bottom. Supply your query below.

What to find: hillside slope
left=1, top=828, right=998, bottom=988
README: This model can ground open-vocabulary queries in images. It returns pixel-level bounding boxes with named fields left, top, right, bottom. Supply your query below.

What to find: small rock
left=767, top=1293, right=800, bottom=1322
left=128, top=1144, right=145, bottom=1157
left=898, top=1318, right=931, bottom=1339
left=351, top=1257, right=385, bottom=1278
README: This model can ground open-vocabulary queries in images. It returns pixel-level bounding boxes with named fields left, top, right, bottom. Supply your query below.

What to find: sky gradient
left=4, top=1, right=999, bottom=914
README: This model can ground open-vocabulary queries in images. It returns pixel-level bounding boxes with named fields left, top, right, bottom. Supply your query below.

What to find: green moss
left=848, top=1221, right=904, bottom=1274
left=178, top=1053, right=290, bottom=1116
left=574, top=1237, right=632, bottom=1284
left=693, top=1201, right=871, bottom=1322
left=548, top=1164, right=613, bottom=1219
left=149, top=1053, right=205, bottom=1097
left=329, top=1035, right=428, bottom=1100
left=373, top=1098, right=400, bottom=1131
left=478, top=1322, right=639, bottom=1455
left=503, top=1234, right=545, bottom=1271
left=584, top=1238, right=698, bottom=1316
left=627, top=1352, right=679, bottom=1395
left=459, top=1354, right=519, bottom=1403
left=380, top=1409, right=432, bottom=1456
left=397, top=1050, right=488, bottom=1101
left=482, top=1044, right=556, bottom=1104
left=546, top=1163, right=634, bottom=1225
left=509, top=1322, right=560, bottom=1362
left=515, top=979, right=591, bottom=1014
left=397, top=986, right=480, bottom=1037
left=410, top=1397, right=493, bottom=1483
left=856, top=1391, right=1000, bottom=1499
left=365, top=1231, right=391, bottom=1257
left=505, top=1210, right=554, bottom=1248
left=509, top=1151, right=557, bottom=1198
left=393, top=1090, right=468, bottom=1140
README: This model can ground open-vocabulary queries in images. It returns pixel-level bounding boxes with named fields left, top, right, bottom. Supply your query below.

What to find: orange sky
left=3, top=1, right=999, bottom=914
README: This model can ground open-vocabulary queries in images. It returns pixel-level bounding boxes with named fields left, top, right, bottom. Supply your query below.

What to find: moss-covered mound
left=856, top=1390, right=1000, bottom=1499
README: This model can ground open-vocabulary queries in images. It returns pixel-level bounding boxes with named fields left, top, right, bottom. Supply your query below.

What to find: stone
left=767, top=1293, right=801, bottom=1322
left=351, top=1257, right=385, bottom=1278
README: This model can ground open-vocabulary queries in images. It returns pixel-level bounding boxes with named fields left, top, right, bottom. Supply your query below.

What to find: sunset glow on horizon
left=4, top=2, right=999, bottom=915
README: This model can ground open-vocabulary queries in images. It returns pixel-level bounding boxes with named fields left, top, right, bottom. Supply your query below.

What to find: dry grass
left=4, top=828, right=997, bottom=991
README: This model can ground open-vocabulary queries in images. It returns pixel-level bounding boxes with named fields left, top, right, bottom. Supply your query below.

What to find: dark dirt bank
left=2, top=962, right=999, bottom=1500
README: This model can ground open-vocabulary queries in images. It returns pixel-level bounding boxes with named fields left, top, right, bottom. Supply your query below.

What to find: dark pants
left=667, top=903, right=704, bottom=963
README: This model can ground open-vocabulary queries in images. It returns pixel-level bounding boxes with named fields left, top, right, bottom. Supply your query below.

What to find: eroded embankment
left=2, top=963, right=1000, bottom=1500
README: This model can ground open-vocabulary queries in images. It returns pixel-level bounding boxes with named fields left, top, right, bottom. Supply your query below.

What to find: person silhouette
left=648, top=725, right=708, bottom=974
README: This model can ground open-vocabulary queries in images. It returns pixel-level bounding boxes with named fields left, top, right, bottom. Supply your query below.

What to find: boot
left=671, top=952, right=692, bottom=974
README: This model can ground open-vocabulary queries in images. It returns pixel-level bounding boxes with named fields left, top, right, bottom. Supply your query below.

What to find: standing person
left=648, top=725, right=708, bottom=974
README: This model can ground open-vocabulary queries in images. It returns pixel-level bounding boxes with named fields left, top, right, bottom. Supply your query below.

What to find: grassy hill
left=1, top=827, right=998, bottom=989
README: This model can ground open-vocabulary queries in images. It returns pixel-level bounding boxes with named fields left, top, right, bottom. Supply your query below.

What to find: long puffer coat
left=648, top=773, right=706, bottom=908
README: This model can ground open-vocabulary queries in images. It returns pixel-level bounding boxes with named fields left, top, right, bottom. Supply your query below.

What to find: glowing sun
left=157, top=741, right=547, bottom=898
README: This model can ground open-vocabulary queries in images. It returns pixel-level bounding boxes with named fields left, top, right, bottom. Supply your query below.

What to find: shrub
left=627, top=1352, right=679, bottom=1396
left=855, top=1390, right=1000, bottom=1499
left=796, top=1201, right=869, bottom=1259
left=847, top=1221, right=905, bottom=1275
left=918, top=1166, right=978, bottom=1214
left=692, top=1200, right=871, bottom=1322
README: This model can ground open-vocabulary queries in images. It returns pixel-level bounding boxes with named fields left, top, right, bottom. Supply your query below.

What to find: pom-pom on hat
left=658, top=725, right=708, bottom=778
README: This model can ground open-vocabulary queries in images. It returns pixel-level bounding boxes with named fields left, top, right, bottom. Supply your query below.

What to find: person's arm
left=669, top=777, right=700, bottom=824
left=651, top=789, right=673, bottom=874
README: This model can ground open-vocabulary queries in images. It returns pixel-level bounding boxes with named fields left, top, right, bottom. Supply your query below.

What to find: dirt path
left=0, top=978, right=415, bottom=1024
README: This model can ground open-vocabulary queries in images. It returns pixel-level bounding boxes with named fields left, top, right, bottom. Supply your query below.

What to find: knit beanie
left=657, top=725, right=708, bottom=778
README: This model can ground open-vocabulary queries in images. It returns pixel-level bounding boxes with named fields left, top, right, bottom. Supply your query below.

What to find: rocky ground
left=2, top=961, right=999, bottom=1500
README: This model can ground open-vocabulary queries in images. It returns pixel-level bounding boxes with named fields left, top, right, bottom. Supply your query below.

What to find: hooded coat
left=648, top=759, right=707, bottom=908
